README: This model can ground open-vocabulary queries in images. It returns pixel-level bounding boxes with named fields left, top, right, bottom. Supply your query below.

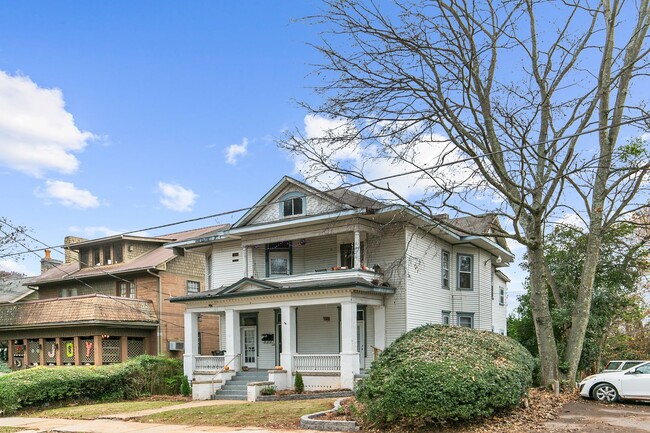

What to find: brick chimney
left=64, top=236, right=87, bottom=264
left=40, top=249, right=63, bottom=273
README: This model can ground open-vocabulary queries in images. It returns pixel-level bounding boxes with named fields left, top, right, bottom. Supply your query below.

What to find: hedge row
left=0, top=355, right=182, bottom=414
left=356, top=324, right=534, bottom=428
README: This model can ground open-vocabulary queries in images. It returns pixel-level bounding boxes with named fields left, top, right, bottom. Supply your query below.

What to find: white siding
left=210, top=241, right=244, bottom=288
left=257, top=309, right=277, bottom=368
left=492, top=273, right=508, bottom=335
left=297, top=304, right=340, bottom=354
left=366, top=224, right=406, bottom=346
left=364, top=306, right=375, bottom=367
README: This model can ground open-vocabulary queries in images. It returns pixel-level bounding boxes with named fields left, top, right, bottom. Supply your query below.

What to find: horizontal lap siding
left=211, top=242, right=244, bottom=287
left=258, top=309, right=276, bottom=368
left=405, top=227, right=453, bottom=330
left=297, top=304, right=339, bottom=354
left=302, top=235, right=337, bottom=271
left=451, top=246, right=491, bottom=331
left=492, top=273, right=508, bottom=335
left=366, top=224, right=406, bottom=346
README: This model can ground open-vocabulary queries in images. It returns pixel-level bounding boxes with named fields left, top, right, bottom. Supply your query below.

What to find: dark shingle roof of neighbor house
left=0, top=274, right=34, bottom=303
left=446, top=214, right=498, bottom=235
left=0, top=294, right=158, bottom=328
left=26, top=225, right=227, bottom=286
left=170, top=275, right=395, bottom=303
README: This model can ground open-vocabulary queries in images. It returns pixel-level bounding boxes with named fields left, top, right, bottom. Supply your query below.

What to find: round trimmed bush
left=356, top=324, right=534, bottom=427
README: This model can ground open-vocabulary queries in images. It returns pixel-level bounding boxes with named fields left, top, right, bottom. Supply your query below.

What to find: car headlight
left=580, top=375, right=597, bottom=383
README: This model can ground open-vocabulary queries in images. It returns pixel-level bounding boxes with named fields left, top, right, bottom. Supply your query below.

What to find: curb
left=300, top=397, right=359, bottom=432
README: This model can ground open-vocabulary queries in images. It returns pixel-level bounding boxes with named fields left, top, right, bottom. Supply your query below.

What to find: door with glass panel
left=241, top=326, right=257, bottom=368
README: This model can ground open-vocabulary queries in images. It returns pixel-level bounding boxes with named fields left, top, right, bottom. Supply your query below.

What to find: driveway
left=545, top=399, right=650, bottom=432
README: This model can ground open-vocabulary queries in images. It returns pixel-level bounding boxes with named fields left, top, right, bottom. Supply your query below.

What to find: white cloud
left=38, top=180, right=100, bottom=209
left=555, top=212, right=586, bottom=230
left=0, top=71, right=95, bottom=177
left=68, top=226, right=149, bottom=239
left=0, top=260, right=32, bottom=275
left=157, top=182, right=197, bottom=212
left=225, top=138, right=249, bottom=165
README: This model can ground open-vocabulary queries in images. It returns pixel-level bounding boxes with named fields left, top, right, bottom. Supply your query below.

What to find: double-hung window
left=441, top=250, right=450, bottom=289
left=457, top=312, right=474, bottom=328
left=457, top=254, right=473, bottom=290
left=117, top=281, right=136, bottom=298
left=499, top=287, right=505, bottom=306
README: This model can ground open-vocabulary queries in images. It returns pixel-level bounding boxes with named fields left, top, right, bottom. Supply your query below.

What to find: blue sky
left=0, top=1, right=528, bottom=307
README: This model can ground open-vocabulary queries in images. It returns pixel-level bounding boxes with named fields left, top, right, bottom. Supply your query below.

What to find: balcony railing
left=194, top=355, right=225, bottom=372
left=268, top=269, right=380, bottom=284
left=293, top=354, right=341, bottom=372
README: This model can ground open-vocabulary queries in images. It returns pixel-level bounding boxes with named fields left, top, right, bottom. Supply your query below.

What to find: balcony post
left=183, top=311, right=199, bottom=380
left=353, top=230, right=361, bottom=269
left=340, top=301, right=359, bottom=389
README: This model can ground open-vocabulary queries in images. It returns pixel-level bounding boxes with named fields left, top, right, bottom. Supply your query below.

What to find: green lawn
left=30, top=400, right=185, bottom=420
left=0, top=428, right=22, bottom=433
left=137, top=399, right=334, bottom=429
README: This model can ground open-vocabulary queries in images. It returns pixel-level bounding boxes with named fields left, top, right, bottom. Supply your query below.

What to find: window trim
left=442, top=310, right=451, bottom=325
left=116, top=280, right=136, bottom=299
left=441, top=250, right=450, bottom=289
left=456, top=253, right=474, bottom=291
left=265, top=242, right=293, bottom=277
left=499, top=286, right=505, bottom=306
left=456, top=312, right=475, bottom=328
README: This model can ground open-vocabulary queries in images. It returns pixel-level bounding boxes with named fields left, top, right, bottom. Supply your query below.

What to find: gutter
left=147, top=269, right=163, bottom=355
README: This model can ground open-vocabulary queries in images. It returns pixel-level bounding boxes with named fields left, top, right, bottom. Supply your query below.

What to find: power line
left=1, top=112, right=649, bottom=262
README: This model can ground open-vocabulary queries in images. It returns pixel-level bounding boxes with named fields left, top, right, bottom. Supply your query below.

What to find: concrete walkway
left=97, top=399, right=249, bottom=420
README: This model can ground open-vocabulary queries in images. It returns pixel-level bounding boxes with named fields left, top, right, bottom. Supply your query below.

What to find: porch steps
left=213, top=370, right=269, bottom=400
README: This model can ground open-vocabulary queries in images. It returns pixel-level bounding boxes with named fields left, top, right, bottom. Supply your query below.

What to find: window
left=442, top=311, right=451, bottom=325
left=102, top=245, right=112, bottom=265
left=187, top=280, right=200, bottom=294
left=457, top=254, right=473, bottom=290
left=280, top=193, right=305, bottom=217
left=117, top=281, right=136, bottom=298
left=457, top=312, right=474, bottom=328
left=113, top=243, right=123, bottom=263
left=266, top=242, right=292, bottom=277
left=59, top=288, right=78, bottom=297
left=340, top=242, right=365, bottom=268
left=92, top=248, right=101, bottom=266
left=499, top=287, right=505, bottom=306
left=441, top=250, right=450, bottom=289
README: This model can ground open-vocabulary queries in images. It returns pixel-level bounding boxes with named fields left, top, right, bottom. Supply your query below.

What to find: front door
left=241, top=326, right=257, bottom=368
left=357, top=320, right=365, bottom=369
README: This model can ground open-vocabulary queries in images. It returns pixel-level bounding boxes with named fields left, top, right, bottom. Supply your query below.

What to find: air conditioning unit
left=168, top=341, right=184, bottom=351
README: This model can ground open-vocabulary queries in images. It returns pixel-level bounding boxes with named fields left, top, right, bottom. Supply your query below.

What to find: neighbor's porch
left=183, top=295, right=387, bottom=392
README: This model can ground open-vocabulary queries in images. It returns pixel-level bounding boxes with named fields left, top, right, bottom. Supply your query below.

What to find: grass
left=137, top=399, right=334, bottom=429
left=29, top=399, right=185, bottom=420
left=0, top=428, right=21, bottom=433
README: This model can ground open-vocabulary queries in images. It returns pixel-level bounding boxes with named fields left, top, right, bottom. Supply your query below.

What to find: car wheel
left=593, top=383, right=619, bottom=402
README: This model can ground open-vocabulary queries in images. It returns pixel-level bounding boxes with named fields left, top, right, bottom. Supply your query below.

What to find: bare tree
left=0, top=217, right=30, bottom=264
left=281, top=0, right=650, bottom=385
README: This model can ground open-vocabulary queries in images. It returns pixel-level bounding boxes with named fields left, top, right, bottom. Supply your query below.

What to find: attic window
left=280, top=192, right=305, bottom=217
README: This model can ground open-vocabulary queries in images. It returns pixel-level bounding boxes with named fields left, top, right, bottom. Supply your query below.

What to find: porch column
left=373, top=305, right=386, bottom=356
left=183, top=311, right=199, bottom=380
left=224, top=308, right=241, bottom=372
left=280, top=305, right=296, bottom=381
left=340, top=301, right=359, bottom=389
left=353, top=230, right=361, bottom=269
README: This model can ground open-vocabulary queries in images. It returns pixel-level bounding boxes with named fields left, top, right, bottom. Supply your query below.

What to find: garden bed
left=257, top=390, right=353, bottom=401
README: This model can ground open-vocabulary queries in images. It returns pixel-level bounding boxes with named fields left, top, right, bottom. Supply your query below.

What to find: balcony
left=266, top=268, right=382, bottom=286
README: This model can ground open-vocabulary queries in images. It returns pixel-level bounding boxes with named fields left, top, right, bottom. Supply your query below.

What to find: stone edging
left=257, top=390, right=352, bottom=402
left=300, top=397, right=359, bottom=432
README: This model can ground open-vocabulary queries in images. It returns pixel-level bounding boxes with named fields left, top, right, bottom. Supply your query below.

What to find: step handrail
left=370, top=345, right=383, bottom=360
left=211, top=353, right=241, bottom=395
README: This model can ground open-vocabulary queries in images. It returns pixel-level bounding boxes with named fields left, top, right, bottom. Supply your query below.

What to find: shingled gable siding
left=164, top=251, right=205, bottom=277
left=250, top=185, right=342, bottom=226
left=125, top=241, right=159, bottom=261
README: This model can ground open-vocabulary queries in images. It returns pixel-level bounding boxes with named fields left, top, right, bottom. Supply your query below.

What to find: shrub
left=0, top=363, right=11, bottom=374
left=294, top=371, right=304, bottom=394
left=356, top=325, right=534, bottom=428
left=180, top=375, right=191, bottom=397
left=260, top=385, right=277, bottom=396
left=0, top=355, right=182, bottom=415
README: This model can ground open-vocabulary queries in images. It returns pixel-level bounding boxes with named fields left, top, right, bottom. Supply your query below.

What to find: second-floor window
left=441, top=250, right=450, bottom=289
left=340, top=242, right=365, bottom=268
left=116, top=281, right=136, bottom=298
left=267, top=241, right=292, bottom=277
left=187, top=280, right=200, bottom=294
left=59, top=288, right=78, bottom=297
left=457, top=254, right=473, bottom=290
left=499, top=287, right=505, bottom=306
left=81, top=243, right=123, bottom=267
left=280, top=192, right=305, bottom=218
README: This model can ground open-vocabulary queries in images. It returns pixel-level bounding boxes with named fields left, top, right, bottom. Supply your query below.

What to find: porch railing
left=194, top=355, right=225, bottom=372
left=293, top=354, right=340, bottom=372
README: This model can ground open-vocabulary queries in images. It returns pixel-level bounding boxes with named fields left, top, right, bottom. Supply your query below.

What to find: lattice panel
left=127, top=337, right=145, bottom=358
left=102, top=338, right=121, bottom=364
left=27, top=340, right=40, bottom=365
left=62, top=339, right=75, bottom=364
left=44, top=340, right=57, bottom=364
left=80, top=338, right=95, bottom=364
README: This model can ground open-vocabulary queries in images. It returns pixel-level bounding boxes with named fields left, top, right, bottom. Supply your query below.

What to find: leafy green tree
left=509, top=223, right=649, bottom=374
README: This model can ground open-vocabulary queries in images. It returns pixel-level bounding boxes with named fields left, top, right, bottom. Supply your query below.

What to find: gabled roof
left=27, top=225, right=227, bottom=286
left=0, top=294, right=158, bottom=329
left=0, top=274, right=34, bottom=303
left=170, top=276, right=395, bottom=303
left=233, top=176, right=386, bottom=228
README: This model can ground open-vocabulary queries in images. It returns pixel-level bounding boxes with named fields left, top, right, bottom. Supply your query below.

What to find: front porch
left=182, top=281, right=391, bottom=398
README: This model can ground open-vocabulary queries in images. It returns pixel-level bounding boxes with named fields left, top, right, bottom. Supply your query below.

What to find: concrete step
left=217, top=389, right=248, bottom=396
left=213, top=394, right=247, bottom=401
left=222, top=384, right=248, bottom=391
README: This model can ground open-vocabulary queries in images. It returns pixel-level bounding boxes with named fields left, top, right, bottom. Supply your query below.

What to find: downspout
left=147, top=269, right=163, bottom=354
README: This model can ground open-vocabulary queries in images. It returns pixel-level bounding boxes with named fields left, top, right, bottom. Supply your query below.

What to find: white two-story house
left=169, top=176, right=512, bottom=396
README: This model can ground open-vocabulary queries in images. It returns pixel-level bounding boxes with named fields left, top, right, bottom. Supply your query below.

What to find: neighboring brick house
left=0, top=226, right=225, bottom=370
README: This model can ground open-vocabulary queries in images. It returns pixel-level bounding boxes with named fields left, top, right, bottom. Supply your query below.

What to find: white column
left=340, top=301, right=359, bottom=389
left=353, top=230, right=361, bottom=269
left=373, top=305, right=386, bottom=352
left=224, top=308, right=241, bottom=372
left=183, top=311, right=199, bottom=380
left=243, top=246, right=249, bottom=278
left=280, top=305, right=296, bottom=383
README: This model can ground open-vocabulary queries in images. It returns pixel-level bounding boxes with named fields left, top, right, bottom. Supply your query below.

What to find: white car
left=579, top=361, right=650, bottom=402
